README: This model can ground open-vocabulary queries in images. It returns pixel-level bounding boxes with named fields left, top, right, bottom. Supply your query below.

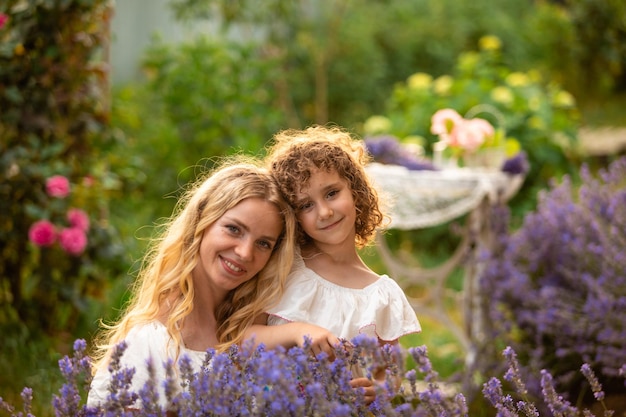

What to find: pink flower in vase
left=46, top=175, right=70, bottom=198
left=452, top=118, right=494, bottom=153
left=430, top=109, right=464, bottom=136
left=67, top=208, right=90, bottom=232
left=58, top=227, right=88, bottom=256
left=28, top=220, right=57, bottom=247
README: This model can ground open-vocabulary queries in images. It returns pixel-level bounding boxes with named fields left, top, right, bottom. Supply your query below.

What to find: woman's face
left=193, top=197, right=283, bottom=296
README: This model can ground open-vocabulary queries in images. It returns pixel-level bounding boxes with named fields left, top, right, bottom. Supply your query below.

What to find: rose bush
left=28, top=175, right=90, bottom=256
left=0, top=0, right=128, bottom=346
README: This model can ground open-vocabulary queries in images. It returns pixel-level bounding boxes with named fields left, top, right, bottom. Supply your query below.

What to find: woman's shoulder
left=127, top=320, right=168, bottom=338
left=117, top=321, right=171, bottom=361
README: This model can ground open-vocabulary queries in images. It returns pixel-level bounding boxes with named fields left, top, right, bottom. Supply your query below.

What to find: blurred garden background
left=1, top=0, right=625, bottom=415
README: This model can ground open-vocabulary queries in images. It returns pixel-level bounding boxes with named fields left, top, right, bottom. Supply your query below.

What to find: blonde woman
left=88, top=159, right=296, bottom=412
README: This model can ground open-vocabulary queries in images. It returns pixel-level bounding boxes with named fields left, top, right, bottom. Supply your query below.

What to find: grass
left=1, top=338, right=66, bottom=416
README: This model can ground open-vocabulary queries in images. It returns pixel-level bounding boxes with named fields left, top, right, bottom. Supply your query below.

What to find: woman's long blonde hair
left=91, top=158, right=296, bottom=372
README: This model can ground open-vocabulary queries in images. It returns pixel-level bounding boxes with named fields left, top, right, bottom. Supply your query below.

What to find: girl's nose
left=318, top=203, right=333, bottom=220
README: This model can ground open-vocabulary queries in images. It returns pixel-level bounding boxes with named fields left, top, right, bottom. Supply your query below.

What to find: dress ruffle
left=267, top=254, right=421, bottom=342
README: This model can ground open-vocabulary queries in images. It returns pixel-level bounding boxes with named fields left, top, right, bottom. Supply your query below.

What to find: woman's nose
left=235, top=239, right=254, bottom=261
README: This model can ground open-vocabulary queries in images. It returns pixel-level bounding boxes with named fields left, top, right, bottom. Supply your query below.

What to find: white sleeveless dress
left=87, top=321, right=208, bottom=410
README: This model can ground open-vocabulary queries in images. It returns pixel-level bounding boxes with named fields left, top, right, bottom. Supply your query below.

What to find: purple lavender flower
left=364, top=135, right=436, bottom=171
left=580, top=364, right=605, bottom=402
left=480, top=157, right=626, bottom=407
left=540, top=370, right=579, bottom=417
left=17, top=336, right=626, bottom=416
left=501, top=151, right=529, bottom=175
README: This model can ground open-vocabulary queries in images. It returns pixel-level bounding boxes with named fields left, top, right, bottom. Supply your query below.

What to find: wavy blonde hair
left=265, top=125, right=385, bottom=248
left=91, top=158, right=296, bottom=372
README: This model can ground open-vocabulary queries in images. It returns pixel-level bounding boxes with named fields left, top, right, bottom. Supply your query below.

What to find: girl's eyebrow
left=295, top=181, right=343, bottom=203
left=293, top=196, right=309, bottom=207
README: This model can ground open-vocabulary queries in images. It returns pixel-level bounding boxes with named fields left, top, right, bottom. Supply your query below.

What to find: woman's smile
left=221, top=256, right=245, bottom=274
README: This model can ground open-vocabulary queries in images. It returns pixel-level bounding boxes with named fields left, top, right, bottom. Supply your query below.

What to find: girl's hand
left=294, top=322, right=340, bottom=360
left=350, top=377, right=376, bottom=405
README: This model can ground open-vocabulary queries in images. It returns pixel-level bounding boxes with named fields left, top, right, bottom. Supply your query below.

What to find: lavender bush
left=2, top=336, right=625, bottom=416
left=364, top=135, right=437, bottom=171
left=481, top=156, right=626, bottom=410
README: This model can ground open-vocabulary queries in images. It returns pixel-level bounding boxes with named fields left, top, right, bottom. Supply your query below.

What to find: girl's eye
left=298, top=201, right=313, bottom=211
left=327, top=189, right=339, bottom=198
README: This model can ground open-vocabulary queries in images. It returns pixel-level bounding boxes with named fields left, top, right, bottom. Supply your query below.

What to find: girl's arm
left=244, top=313, right=341, bottom=359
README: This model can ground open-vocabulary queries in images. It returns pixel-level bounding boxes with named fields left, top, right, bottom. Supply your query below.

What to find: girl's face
left=294, top=168, right=356, bottom=247
left=193, top=197, right=283, bottom=297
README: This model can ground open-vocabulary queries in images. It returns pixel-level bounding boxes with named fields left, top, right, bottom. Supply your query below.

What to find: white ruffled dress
left=267, top=253, right=421, bottom=342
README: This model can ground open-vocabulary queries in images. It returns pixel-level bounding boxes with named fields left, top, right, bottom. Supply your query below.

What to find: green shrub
left=106, top=36, right=286, bottom=225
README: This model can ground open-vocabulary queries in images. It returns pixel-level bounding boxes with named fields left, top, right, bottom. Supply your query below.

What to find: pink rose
left=28, top=220, right=57, bottom=247
left=46, top=175, right=70, bottom=198
left=58, top=227, right=88, bottom=256
left=430, top=108, right=464, bottom=135
left=0, top=14, right=8, bottom=29
left=452, top=118, right=494, bottom=152
left=67, top=208, right=90, bottom=231
left=82, top=176, right=94, bottom=187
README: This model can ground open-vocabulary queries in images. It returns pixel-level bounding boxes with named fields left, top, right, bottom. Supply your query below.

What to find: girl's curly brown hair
left=265, top=125, right=386, bottom=248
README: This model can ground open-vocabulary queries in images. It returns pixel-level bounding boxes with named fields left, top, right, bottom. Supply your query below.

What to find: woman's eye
left=226, top=225, right=240, bottom=234
left=257, top=240, right=273, bottom=250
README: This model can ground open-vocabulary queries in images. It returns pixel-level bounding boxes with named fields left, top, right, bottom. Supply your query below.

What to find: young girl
left=88, top=159, right=297, bottom=412
left=246, top=125, right=421, bottom=397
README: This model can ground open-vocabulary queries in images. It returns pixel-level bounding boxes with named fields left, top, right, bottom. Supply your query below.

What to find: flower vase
left=433, top=141, right=459, bottom=169
left=462, top=146, right=507, bottom=170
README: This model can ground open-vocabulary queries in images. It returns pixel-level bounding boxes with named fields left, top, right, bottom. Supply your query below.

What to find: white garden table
left=365, top=163, right=525, bottom=367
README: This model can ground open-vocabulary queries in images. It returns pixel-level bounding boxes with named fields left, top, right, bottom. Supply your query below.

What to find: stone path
left=579, top=127, right=626, bottom=156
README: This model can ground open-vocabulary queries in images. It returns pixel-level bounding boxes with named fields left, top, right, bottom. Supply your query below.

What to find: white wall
left=109, top=0, right=217, bottom=85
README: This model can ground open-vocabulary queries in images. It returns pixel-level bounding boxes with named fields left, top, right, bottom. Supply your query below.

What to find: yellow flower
left=504, top=138, right=522, bottom=156
left=528, top=96, right=542, bottom=112
left=491, top=86, right=514, bottom=106
left=553, top=90, right=576, bottom=108
left=363, top=115, right=392, bottom=135
left=433, top=75, right=454, bottom=96
left=458, top=52, right=479, bottom=72
left=506, top=72, right=530, bottom=87
left=479, top=35, right=502, bottom=51
left=14, top=43, right=25, bottom=56
left=407, top=72, right=433, bottom=90
left=528, top=115, right=545, bottom=130
left=527, top=69, right=543, bottom=83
